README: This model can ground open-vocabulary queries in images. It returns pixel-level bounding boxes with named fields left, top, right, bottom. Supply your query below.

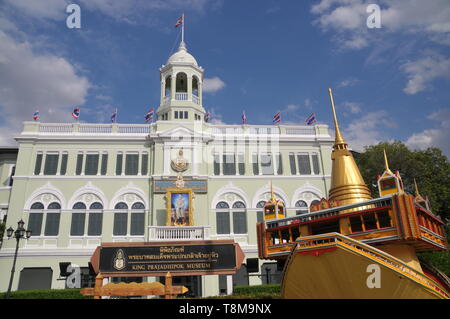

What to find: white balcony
left=148, top=226, right=211, bottom=241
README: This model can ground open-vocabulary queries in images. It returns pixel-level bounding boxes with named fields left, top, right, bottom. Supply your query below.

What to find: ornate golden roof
left=327, top=88, right=372, bottom=208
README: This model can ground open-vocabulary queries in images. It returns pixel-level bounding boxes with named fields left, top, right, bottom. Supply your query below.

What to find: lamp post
left=4, top=219, right=31, bottom=299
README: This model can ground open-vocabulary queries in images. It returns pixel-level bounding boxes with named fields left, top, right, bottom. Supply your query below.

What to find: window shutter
left=44, top=213, right=61, bottom=236
left=297, top=153, right=311, bottom=175
left=113, top=213, right=128, bottom=235
left=85, top=154, right=99, bottom=175
left=28, top=213, right=43, bottom=236
left=34, top=153, right=43, bottom=175
left=141, top=153, right=148, bottom=175
left=44, top=154, right=59, bottom=175
left=125, top=154, right=139, bottom=175
left=88, top=213, right=103, bottom=236
left=130, top=213, right=145, bottom=235
left=101, top=153, right=108, bottom=175
left=312, top=153, right=320, bottom=174
left=60, top=153, right=68, bottom=175
left=116, top=153, right=123, bottom=175
left=76, top=153, right=83, bottom=175
left=70, top=213, right=86, bottom=236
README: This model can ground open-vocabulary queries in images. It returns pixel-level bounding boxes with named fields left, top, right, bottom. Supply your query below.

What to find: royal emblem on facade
left=174, top=174, right=186, bottom=188
left=171, top=149, right=189, bottom=173
left=113, top=249, right=126, bottom=270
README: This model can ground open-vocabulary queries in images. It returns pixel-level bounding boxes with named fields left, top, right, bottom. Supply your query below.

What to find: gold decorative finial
left=414, top=178, right=420, bottom=197
left=328, top=88, right=346, bottom=147
left=383, top=149, right=393, bottom=174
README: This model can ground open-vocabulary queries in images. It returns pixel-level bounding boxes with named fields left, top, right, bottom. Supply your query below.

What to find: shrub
left=0, top=289, right=92, bottom=299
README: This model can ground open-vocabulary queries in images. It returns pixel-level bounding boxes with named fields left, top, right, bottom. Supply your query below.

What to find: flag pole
left=181, top=13, right=185, bottom=43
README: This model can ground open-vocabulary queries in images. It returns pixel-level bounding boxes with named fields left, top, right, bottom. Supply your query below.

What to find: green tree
left=355, top=141, right=450, bottom=221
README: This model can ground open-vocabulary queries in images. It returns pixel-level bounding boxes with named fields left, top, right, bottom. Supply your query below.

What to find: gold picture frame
left=166, top=188, right=194, bottom=226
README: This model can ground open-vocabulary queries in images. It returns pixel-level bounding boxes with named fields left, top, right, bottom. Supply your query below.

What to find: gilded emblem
left=175, top=174, right=186, bottom=188
left=113, top=249, right=126, bottom=271
left=171, top=149, right=189, bottom=173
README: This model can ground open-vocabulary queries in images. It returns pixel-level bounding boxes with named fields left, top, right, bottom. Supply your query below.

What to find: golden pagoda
left=327, top=88, right=372, bottom=208
left=255, top=88, right=449, bottom=299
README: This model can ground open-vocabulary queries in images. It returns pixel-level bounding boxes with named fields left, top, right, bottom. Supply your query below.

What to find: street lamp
left=4, top=219, right=31, bottom=299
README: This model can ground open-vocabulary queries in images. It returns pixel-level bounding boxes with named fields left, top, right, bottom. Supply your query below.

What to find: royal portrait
left=166, top=189, right=193, bottom=226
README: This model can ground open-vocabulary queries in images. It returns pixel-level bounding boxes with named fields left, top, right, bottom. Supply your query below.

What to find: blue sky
left=0, top=0, right=449, bottom=156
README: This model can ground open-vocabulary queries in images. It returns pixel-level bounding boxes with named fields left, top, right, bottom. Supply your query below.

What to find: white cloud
left=311, top=0, right=450, bottom=49
left=337, top=77, right=359, bottom=88
left=405, top=108, right=450, bottom=157
left=401, top=52, right=450, bottom=94
left=342, top=101, right=361, bottom=114
left=0, top=30, right=90, bottom=145
left=4, top=0, right=222, bottom=24
left=203, top=76, right=226, bottom=93
left=342, top=110, right=395, bottom=151
left=4, top=0, right=69, bottom=21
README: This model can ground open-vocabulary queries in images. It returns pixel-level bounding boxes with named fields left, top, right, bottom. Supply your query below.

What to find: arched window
left=89, top=202, right=103, bottom=210
left=232, top=201, right=247, bottom=234
left=47, top=202, right=61, bottom=210
left=295, top=200, right=308, bottom=215
left=232, top=201, right=246, bottom=209
left=131, top=202, right=145, bottom=210
left=114, top=202, right=128, bottom=210
left=45, top=202, right=61, bottom=237
left=30, top=202, right=44, bottom=210
left=165, top=75, right=171, bottom=97
left=29, top=202, right=44, bottom=236
left=114, top=202, right=128, bottom=236
left=216, top=201, right=230, bottom=234
left=73, top=202, right=86, bottom=210
left=192, top=76, right=199, bottom=96
left=176, top=72, right=187, bottom=93
left=216, top=202, right=229, bottom=209
left=88, top=202, right=103, bottom=236
left=71, top=202, right=86, bottom=236
left=256, top=201, right=266, bottom=223
left=130, top=202, right=145, bottom=235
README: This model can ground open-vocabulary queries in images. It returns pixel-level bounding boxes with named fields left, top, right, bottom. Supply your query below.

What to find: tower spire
left=328, top=88, right=346, bottom=147
left=327, top=88, right=372, bottom=209
left=383, top=149, right=393, bottom=174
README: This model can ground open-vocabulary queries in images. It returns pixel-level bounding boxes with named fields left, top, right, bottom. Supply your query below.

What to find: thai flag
left=111, top=109, right=117, bottom=123
left=305, top=113, right=317, bottom=126
left=145, top=108, right=154, bottom=122
left=72, top=108, right=80, bottom=119
left=204, top=111, right=211, bottom=123
left=32, top=110, right=40, bottom=121
left=175, top=15, right=184, bottom=27
left=242, top=110, right=248, bottom=124
left=273, top=111, right=281, bottom=124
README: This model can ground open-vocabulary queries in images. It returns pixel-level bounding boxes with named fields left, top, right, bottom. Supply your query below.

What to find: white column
left=171, top=73, right=177, bottom=100
left=226, top=275, right=233, bottom=295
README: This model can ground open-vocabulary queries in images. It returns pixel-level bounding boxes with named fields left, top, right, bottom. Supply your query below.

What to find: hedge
left=0, top=289, right=91, bottom=299
left=231, top=284, right=281, bottom=298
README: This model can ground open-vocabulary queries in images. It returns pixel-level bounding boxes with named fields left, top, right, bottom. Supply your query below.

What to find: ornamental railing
left=148, top=226, right=211, bottom=241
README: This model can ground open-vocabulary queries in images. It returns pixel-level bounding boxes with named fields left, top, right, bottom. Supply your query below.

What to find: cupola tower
left=157, top=40, right=205, bottom=122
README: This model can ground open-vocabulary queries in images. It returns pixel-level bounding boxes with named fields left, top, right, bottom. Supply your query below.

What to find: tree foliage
left=355, top=141, right=450, bottom=221
left=355, top=141, right=450, bottom=275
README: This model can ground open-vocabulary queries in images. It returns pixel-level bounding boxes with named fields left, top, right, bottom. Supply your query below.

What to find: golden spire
left=328, top=88, right=347, bottom=147
left=327, top=88, right=372, bottom=210
left=414, top=178, right=425, bottom=201
left=383, top=149, right=393, bottom=174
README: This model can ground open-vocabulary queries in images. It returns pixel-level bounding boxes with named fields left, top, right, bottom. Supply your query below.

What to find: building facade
left=0, top=41, right=334, bottom=297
